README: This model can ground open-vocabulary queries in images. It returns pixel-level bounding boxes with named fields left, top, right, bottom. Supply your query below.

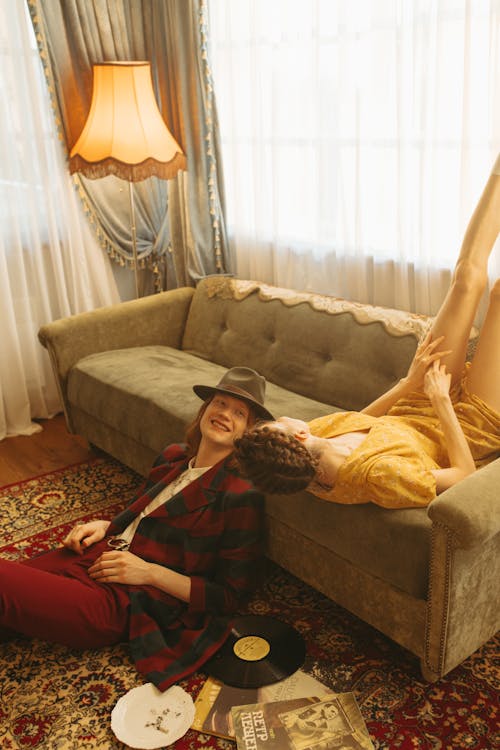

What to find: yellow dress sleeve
left=361, top=454, right=437, bottom=508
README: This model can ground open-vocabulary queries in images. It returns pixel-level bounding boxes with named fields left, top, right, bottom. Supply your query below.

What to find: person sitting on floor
left=234, top=157, right=500, bottom=509
left=0, top=367, right=273, bottom=691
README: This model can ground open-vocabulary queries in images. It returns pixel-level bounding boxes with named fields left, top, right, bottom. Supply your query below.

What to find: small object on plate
left=111, top=683, right=195, bottom=749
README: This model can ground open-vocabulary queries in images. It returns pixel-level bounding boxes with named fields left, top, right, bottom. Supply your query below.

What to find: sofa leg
left=419, top=659, right=441, bottom=683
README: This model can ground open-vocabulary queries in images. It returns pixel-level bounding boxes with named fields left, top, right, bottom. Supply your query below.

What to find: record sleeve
left=191, top=669, right=331, bottom=740
left=231, top=693, right=375, bottom=750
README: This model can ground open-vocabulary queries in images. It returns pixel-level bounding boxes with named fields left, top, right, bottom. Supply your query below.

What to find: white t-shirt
left=113, top=459, right=210, bottom=547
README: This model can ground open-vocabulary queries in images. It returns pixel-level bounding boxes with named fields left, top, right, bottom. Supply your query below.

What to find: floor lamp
left=69, top=61, right=186, bottom=298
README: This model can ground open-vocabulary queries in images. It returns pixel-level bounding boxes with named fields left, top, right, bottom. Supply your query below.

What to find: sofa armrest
left=38, top=286, right=195, bottom=391
left=427, top=458, right=500, bottom=549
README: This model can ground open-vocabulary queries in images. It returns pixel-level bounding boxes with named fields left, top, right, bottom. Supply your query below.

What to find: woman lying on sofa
left=0, top=367, right=273, bottom=691
left=235, top=158, right=500, bottom=509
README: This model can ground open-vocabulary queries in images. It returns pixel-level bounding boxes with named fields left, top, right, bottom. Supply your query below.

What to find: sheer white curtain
left=209, top=0, right=500, bottom=316
left=0, top=1, right=120, bottom=440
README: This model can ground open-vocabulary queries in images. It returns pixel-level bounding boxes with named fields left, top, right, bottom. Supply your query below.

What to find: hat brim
left=193, top=384, right=274, bottom=421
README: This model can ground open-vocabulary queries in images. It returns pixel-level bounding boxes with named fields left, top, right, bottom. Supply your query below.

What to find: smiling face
left=199, top=392, right=252, bottom=454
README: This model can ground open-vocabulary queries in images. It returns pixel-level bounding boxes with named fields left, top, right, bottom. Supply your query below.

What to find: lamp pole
left=128, top=182, right=140, bottom=299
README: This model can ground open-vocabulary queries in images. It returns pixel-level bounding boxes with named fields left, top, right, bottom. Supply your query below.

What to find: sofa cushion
left=67, top=345, right=335, bottom=455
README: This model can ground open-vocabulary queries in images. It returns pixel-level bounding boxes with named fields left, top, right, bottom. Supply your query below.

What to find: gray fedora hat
left=193, top=366, right=274, bottom=421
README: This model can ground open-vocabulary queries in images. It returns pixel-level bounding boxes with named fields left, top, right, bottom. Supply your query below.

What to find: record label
left=204, top=615, right=306, bottom=689
left=233, top=635, right=271, bottom=661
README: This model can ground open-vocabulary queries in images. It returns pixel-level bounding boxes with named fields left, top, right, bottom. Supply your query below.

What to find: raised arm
left=362, top=333, right=449, bottom=417
left=424, top=360, right=476, bottom=492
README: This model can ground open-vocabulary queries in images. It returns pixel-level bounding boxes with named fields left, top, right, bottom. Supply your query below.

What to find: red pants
left=0, top=540, right=130, bottom=648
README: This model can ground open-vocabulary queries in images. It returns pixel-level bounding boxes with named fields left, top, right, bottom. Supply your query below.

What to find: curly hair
left=234, top=426, right=319, bottom=494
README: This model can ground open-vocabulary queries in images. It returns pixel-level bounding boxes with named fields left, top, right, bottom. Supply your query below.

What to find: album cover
left=231, top=693, right=374, bottom=750
left=192, top=669, right=331, bottom=740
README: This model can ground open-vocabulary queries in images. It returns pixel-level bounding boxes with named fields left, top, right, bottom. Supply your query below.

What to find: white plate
left=111, top=683, right=195, bottom=749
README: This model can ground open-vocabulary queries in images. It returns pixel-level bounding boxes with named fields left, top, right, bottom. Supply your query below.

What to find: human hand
left=405, top=333, right=451, bottom=391
left=424, top=359, right=452, bottom=403
left=63, top=520, right=110, bottom=554
left=87, top=550, right=153, bottom=585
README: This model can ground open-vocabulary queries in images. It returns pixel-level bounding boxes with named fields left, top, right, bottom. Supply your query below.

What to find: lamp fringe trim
left=69, top=153, right=187, bottom=182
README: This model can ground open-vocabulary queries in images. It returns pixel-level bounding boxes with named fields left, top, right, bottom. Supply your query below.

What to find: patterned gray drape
left=28, top=0, right=230, bottom=295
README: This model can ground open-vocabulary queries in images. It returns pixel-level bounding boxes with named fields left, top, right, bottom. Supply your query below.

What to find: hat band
left=217, top=383, right=263, bottom=406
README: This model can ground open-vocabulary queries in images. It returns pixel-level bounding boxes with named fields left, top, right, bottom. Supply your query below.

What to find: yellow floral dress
left=308, top=367, right=500, bottom=509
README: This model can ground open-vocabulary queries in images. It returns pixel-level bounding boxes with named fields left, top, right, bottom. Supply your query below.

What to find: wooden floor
left=0, top=414, right=95, bottom=486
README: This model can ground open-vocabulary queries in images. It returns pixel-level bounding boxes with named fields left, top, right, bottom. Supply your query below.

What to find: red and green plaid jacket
left=106, top=444, right=265, bottom=691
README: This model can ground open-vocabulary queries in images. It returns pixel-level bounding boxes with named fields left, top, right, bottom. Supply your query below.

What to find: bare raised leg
left=429, top=158, right=500, bottom=385
left=466, top=278, right=500, bottom=413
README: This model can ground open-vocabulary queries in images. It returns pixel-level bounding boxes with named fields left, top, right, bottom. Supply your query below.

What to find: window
left=209, top=1, right=499, bottom=277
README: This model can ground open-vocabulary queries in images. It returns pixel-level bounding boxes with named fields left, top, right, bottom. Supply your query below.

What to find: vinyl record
left=204, top=614, right=306, bottom=689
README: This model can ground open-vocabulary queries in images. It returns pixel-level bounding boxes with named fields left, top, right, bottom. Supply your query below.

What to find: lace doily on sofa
left=203, top=277, right=434, bottom=339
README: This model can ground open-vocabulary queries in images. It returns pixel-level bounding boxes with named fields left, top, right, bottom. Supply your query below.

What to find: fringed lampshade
left=70, top=61, right=186, bottom=180
left=69, top=61, right=186, bottom=298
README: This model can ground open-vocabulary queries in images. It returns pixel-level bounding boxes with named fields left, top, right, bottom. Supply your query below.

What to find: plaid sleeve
left=188, top=488, right=265, bottom=615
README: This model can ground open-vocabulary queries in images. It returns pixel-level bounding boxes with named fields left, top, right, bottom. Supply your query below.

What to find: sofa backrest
left=182, top=277, right=431, bottom=411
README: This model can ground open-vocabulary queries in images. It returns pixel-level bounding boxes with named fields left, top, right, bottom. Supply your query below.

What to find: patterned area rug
left=0, top=459, right=498, bottom=750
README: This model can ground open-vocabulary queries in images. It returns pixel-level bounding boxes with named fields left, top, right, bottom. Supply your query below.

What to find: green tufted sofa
left=38, top=276, right=500, bottom=682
